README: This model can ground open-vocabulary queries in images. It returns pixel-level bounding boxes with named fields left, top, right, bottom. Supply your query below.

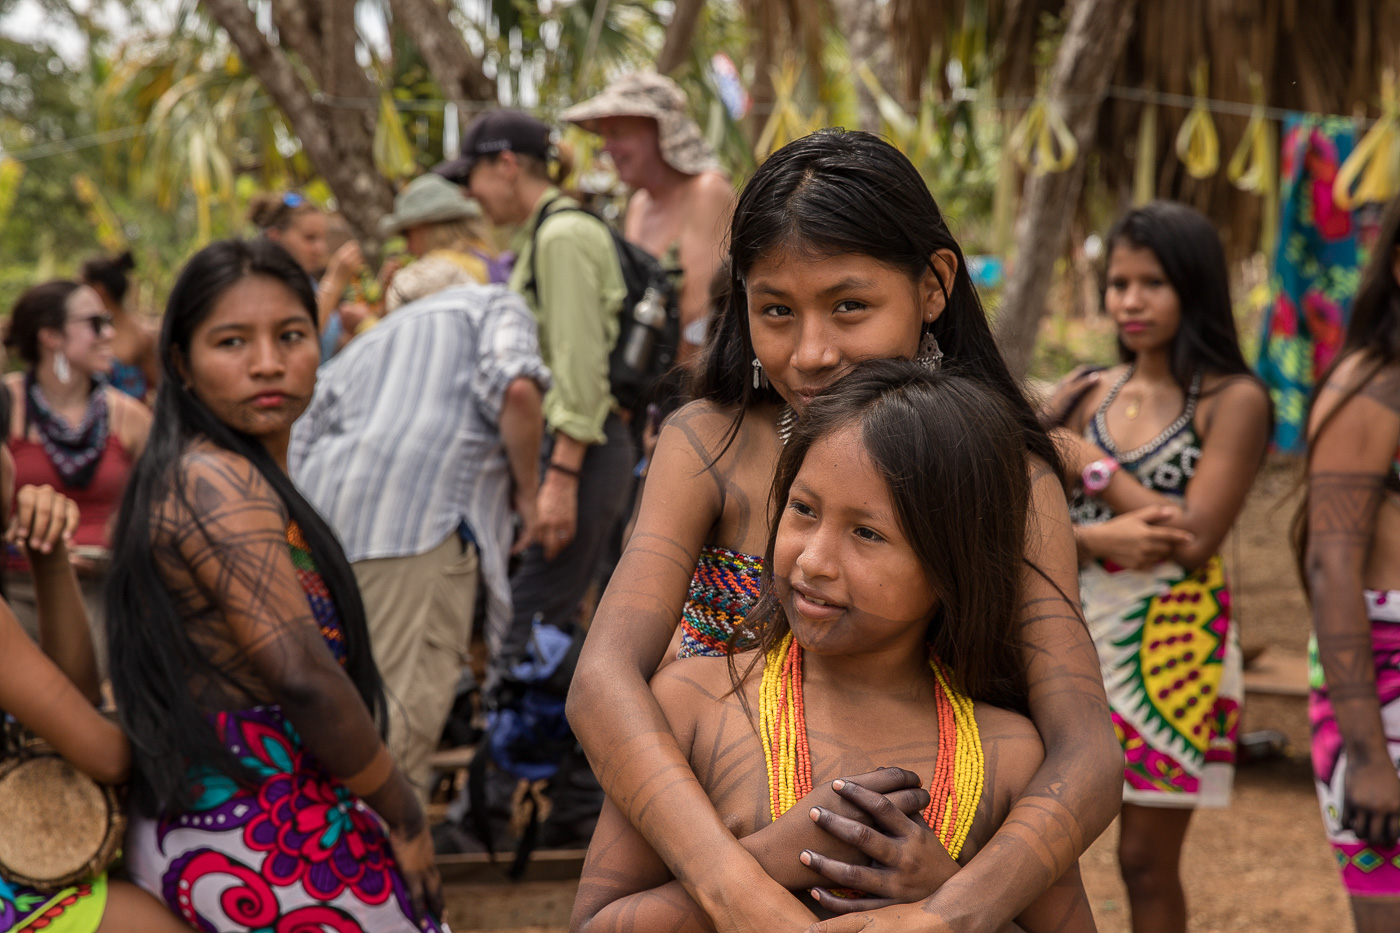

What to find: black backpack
left=524, top=198, right=682, bottom=413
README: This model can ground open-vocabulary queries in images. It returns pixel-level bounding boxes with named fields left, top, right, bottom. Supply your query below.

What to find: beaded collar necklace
left=758, top=633, right=985, bottom=859
left=1094, top=365, right=1201, bottom=464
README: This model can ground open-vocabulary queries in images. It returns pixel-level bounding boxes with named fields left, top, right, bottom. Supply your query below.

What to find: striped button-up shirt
left=291, top=284, right=550, bottom=649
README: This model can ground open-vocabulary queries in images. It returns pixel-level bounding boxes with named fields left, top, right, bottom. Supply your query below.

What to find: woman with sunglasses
left=2, top=281, right=151, bottom=653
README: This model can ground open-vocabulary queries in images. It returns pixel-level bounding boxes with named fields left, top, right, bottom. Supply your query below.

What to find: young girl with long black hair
left=105, top=239, right=443, bottom=932
left=568, top=129, right=1120, bottom=932
left=572, top=362, right=1094, bottom=932
left=1297, top=195, right=1400, bottom=933
left=1049, top=201, right=1271, bottom=933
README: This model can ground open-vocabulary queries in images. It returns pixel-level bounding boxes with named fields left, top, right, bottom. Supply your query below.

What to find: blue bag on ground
left=463, top=619, right=598, bottom=878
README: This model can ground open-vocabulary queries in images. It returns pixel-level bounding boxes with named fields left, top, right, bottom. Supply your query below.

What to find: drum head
left=0, top=756, right=112, bottom=886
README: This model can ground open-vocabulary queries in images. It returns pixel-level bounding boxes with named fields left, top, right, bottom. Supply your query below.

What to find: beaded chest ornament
left=759, top=632, right=984, bottom=860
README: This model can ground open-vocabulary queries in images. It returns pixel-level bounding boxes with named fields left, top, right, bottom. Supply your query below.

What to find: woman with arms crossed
left=1299, top=195, right=1400, bottom=933
left=1050, top=202, right=1270, bottom=933
left=568, top=129, right=1121, bottom=933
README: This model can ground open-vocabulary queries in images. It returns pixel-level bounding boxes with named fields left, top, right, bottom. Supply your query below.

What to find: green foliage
left=0, top=0, right=1040, bottom=341
left=0, top=34, right=107, bottom=310
left=0, top=25, right=235, bottom=315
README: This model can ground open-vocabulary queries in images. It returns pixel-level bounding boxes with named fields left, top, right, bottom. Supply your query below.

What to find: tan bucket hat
left=379, top=174, right=482, bottom=237
left=563, top=72, right=720, bottom=176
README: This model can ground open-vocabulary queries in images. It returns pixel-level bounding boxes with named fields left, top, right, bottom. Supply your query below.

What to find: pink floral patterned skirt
left=126, top=705, right=440, bottom=932
left=1309, top=590, right=1400, bottom=897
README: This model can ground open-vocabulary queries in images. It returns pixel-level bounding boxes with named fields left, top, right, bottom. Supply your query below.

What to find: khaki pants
left=353, top=533, right=478, bottom=805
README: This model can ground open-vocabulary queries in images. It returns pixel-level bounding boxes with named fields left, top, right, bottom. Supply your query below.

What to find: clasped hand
left=753, top=767, right=956, bottom=915
left=801, top=774, right=960, bottom=914
left=1089, top=505, right=1194, bottom=570
left=5, top=484, right=79, bottom=559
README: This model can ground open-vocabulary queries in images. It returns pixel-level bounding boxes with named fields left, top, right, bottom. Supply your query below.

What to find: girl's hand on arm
left=1306, top=371, right=1400, bottom=849
left=800, top=776, right=956, bottom=913
left=1040, top=366, right=1102, bottom=428
left=1075, top=506, right=1194, bottom=570
left=743, top=768, right=932, bottom=891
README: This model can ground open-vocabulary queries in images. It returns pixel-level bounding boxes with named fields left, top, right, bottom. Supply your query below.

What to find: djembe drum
left=0, top=736, right=124, bottom=891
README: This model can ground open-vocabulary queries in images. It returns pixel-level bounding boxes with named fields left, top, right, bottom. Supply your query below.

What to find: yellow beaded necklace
left=759, top=632, right=985, bottom=859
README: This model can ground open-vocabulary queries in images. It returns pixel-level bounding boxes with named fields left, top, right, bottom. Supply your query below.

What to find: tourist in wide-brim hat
left=563, top=72, right=733, bottom=362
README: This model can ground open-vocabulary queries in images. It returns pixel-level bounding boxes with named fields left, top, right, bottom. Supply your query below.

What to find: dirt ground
left=1081, top=453, right=1353, bottom=932
left=448, top=455, right=1357, bottom=932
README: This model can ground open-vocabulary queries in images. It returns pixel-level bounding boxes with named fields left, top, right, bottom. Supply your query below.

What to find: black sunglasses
left=68, top=313, right=115, bottom=336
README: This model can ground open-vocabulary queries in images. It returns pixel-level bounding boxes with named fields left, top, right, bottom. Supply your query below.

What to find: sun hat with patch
left=562, top=72, right=720, bottom=176
left=379, top=173, right=482, bottom=237
left=433, top=110, right=556, bottom=186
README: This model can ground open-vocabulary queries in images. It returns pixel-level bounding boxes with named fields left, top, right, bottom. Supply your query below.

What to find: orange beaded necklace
left=758, top=632, right=984, bottom=859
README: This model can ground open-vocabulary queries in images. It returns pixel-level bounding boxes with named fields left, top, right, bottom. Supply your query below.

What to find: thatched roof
left=886, top=0, right=1400, bottom=257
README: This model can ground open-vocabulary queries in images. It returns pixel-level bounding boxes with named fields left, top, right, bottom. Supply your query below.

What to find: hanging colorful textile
left=1255, top=116, right=1360, bottom=453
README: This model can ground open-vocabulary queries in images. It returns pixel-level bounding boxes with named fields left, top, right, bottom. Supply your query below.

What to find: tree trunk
left=993, top=0, right=1136, bottom=380
left=830, top=0, right=893, bottom=133
left=388, top=0, right=495, bottom=103
left=203, top=0, right=395, bottom=253
left=657, top=0, right=707, bottom=76
left=269, top=0, right=324, bottom=85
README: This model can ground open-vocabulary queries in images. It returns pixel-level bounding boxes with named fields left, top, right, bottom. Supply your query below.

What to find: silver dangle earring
left=776, top=405, right=797, bottom=446
left=53, top=350, right=72, bottom=385
left=915, top=328, right=943, bottom=371
left=752, top=358, right=769, bottom=390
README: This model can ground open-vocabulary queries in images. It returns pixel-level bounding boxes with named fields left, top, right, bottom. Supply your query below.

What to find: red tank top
left=8, top=430, right=133, bottom=556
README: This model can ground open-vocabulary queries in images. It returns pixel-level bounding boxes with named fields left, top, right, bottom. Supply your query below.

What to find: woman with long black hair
left=1050, top=201, right=1271, bottom=933
left=1298, top=195, right=1400, bottom=933
left=567, top=129, right=1121, bottom=932
left=106, top=239, right=443, bottom=932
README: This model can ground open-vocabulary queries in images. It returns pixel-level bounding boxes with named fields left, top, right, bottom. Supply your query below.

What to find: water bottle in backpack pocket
left=525, top=200, right=682, bottom=414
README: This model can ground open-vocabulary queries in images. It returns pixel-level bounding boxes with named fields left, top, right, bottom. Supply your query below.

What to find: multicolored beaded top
left=759, top=633, right=985, bottom=861
left=285, top=521, right=346, bottom=666
left=678, top=545, right=763, bottom=658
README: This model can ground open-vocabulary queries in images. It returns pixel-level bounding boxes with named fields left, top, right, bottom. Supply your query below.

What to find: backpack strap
left=524, top=197, right=591, bottom=301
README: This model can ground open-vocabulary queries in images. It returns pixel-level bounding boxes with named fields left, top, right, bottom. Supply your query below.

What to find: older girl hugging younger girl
left=569, top=129, right=1119, bottom=933
left=571, top=361, right=1093, bottom=933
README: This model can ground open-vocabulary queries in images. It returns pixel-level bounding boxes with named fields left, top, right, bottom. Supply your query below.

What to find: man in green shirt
left=439, top=110, right=634, bottom=679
